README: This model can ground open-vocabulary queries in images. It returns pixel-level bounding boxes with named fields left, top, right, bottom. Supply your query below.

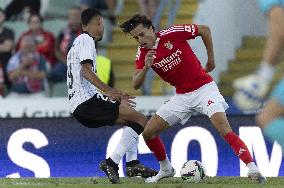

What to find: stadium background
left=0, top=0, right=283, bottom=179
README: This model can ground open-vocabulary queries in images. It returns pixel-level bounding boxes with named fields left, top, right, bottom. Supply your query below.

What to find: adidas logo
left=238, top=148, right=246, bottom=156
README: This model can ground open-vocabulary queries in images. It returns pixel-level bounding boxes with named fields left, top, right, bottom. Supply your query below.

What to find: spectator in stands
left=137, top=0, right=159, bottom=21
left=4, top=0, right=41, bottom=21
left=80, top=0, right=116, bottom=53
left=16, top=13, right=56, bottom=70
left=6, top=36, right=47, bottom=98
left=51, top=6, right=83, bottom=83
left=152, top=0, right=181, bottom=30
left=0, top=8, right=14, bottom=94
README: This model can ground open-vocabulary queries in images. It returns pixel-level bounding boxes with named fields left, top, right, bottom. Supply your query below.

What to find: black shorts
left=73, top=93, right=120, bottom=128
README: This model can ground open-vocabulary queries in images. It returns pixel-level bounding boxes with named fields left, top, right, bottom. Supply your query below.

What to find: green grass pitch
left=0, top=177, right=283, bottom=188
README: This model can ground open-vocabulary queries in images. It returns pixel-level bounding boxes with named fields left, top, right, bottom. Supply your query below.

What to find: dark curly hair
left=120, top=14, right=154, bottom=33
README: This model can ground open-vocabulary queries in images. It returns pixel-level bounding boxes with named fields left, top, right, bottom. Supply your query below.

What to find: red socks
left=145, top=136, right=167, bottom=161
left=224, top=131, right=253, bottom=164
left=145, top=132, right=253, bottom=164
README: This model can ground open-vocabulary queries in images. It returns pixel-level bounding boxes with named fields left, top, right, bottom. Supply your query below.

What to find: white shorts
left=156, top=82, right=229, bottom=126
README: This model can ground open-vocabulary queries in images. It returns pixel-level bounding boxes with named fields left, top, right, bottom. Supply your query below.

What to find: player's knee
left=129, top=112, right=148, bottom=128
left=210, top=112, right=232, bottom=137
left=136, top=115, right=148, bottom=128
left=142, top=128, right=155, bottom=141
left=256, top=112, right=267, bottom=129
left=127, top=122, right=144, bottom=135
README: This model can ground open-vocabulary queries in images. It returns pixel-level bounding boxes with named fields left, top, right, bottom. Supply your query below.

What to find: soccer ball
left=232, top=74, right=268, bottom=112
left=180, top=160, right=206, bottom=183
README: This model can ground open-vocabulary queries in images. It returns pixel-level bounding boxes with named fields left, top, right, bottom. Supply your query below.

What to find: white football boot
left=145, top=167, right=176, bottom=183
left=248, top=168, right=267, bottom=184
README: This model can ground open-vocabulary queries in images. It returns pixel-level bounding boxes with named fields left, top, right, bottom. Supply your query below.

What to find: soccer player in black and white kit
left=67, top=8, right=158, bottom=183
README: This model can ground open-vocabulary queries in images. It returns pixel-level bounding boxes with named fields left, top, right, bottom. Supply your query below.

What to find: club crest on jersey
left=164, top=41, right=173, bottom=50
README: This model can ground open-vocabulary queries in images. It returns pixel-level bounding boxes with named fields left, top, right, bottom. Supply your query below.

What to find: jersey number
left=67, top=64, right=73, bottom=89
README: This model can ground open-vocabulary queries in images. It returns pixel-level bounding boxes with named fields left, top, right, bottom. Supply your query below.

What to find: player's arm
left=132, top=50, right=155, bottom=90
left=197, top=25, right=215, bottom=72
left=132, top=66, right=149, bottom=90
left=81, top=61, right=122, bottom=101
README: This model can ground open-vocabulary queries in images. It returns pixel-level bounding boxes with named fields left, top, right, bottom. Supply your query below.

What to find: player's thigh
left=156, top=94, right=192, bottom=126
left=73, top=96, right=119, bottom=128
left=142, top=96, right=191, bottom=139
left=143, top=114, right=170, bottom=140
left=196, top=83, right=231, bottom=137
left=197, top=82, right=229, bottom=118
left=115, top=101, right=148, bottom=127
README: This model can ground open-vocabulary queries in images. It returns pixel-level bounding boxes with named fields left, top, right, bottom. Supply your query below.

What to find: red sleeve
left=38, top=32, right=57, bottom=65
left=157, top=24, right=199, bottom=41
left=46, top=32, right=56, bottom=64
left=135, top=46, right=146, bottom=69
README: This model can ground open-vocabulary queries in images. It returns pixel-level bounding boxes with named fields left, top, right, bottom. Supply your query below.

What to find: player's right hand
left=105, top=88, right=124, bottom=102
left=145, top=50, right=156, bottom=68
left=204, top=58, right=215, bottom=72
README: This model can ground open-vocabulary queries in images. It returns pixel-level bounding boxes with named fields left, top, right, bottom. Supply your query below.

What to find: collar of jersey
left=83, top=31, right=96, bottom=40
left=152, top=37, right=160, bottom=49
left=140, top=37, right=160, bottom=50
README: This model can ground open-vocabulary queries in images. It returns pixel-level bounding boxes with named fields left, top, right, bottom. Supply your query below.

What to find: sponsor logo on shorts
left=207, top=100, right=214, bottom=107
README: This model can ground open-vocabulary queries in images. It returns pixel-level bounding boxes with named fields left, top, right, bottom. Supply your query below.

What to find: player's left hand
left=121, top=97, right=136, bottom=108
left=205, top=59, right=215, bottom=72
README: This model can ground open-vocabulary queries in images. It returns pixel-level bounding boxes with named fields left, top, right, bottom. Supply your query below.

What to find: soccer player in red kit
left=120, top=14, right=266, bottom=183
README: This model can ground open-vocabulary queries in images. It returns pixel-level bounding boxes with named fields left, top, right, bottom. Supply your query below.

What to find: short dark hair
left=120, top=14, right=154, bottom=33
left=81, top=8, right=102, bottom=26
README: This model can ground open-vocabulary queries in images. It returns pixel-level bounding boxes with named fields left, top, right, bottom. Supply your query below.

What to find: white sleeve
left=79, top=35, right=95, bottom=63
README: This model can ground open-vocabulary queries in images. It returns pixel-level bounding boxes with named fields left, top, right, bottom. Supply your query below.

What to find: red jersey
left=135, top=24, right=213, bottom=94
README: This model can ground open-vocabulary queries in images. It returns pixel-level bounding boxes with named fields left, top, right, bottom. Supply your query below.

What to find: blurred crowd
left=0, top=0, right=180, bottom=98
